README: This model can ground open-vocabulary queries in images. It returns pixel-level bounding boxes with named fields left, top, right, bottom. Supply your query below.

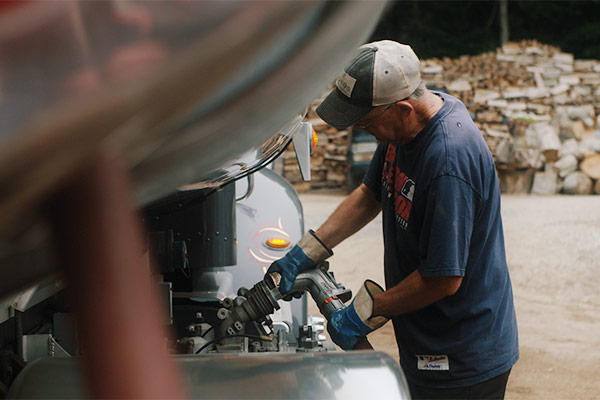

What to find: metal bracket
left=22, top=334, right=70, bottom=362
left=292, top=122, right=313, bottom=181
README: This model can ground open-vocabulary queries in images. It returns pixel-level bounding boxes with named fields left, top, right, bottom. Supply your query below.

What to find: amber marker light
left=311, top=129, right=318, bottom=154
left=266, top=237, right=290, bottom=249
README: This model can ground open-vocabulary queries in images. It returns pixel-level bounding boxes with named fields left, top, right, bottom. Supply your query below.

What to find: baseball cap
left=316, top=40, right=421, bottom=130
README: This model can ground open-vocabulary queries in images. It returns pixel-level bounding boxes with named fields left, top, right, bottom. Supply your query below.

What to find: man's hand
left=266, top=230, right=332, bottom=297
left=327, top=280, right=389, bottom=350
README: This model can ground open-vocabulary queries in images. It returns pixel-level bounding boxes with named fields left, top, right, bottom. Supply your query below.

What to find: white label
left=400, top=179, right=415, bottom=202
left=416, top=355, right=450, bottom=371
left=336, top=72, right=356, bottom=98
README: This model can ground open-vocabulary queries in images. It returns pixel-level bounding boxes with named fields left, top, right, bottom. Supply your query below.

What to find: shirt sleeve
left=362, top=143, right=385, bottom=202
left=418, top=175, right=480, bottom=277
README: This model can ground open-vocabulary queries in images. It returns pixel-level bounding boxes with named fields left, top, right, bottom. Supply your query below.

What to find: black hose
left=15, top=311, right=23, bottom=358
left=195, top=334, right=264, bottom=354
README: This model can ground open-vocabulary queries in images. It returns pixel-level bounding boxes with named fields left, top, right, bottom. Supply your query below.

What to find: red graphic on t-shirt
left=382, top=146, right=415, bottom=230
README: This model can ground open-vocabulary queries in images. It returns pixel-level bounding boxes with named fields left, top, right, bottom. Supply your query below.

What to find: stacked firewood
left=422, top=40, right=600, bottom=195
left=283, top=40, right=600, bottom=195
left=282, top=109, right=351, bottom=192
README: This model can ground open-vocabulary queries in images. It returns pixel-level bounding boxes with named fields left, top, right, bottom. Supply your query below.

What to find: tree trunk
left=499, top=0, right=509, bottom=45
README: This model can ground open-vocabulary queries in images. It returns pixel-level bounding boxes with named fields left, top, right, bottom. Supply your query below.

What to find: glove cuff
left=297, top=229, right=333, bottom=263
left=354, top=280, right=388, bottom=330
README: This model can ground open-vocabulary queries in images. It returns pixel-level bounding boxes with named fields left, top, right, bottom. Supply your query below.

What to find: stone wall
left=283, top=40, right=600, bottom=195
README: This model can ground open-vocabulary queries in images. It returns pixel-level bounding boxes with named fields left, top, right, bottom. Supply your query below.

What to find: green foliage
left=563, top=21, right=600, bottom=59
left=369, top=0, right=600, bottom=59
left=511, top=117, right=536, bottom=124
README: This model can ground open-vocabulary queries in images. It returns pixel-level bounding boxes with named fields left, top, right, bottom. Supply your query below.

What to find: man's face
left=355, top=102, right=416, bottom=146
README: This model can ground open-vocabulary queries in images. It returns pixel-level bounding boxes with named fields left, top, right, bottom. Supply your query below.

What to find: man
left=267, top=41, right=518, bottom=399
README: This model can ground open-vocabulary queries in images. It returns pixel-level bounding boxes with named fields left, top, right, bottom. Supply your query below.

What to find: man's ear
left=395, top=100, right=413, bottom=115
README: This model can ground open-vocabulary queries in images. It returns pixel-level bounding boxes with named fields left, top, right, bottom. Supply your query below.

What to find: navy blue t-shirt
left=363, top=92, right=518, bottom=388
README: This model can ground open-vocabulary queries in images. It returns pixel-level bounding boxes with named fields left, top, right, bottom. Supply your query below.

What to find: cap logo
left=336, top=72, right=356, bottom=98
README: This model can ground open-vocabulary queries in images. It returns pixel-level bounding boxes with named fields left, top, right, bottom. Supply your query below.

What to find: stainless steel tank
left=7, top=352, right=411, bottom=399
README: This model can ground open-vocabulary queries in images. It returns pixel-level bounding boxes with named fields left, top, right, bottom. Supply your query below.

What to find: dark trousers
left=408, top=369, right=511, bottom=400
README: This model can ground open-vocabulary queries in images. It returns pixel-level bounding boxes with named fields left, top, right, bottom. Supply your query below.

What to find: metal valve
left=216, top=262, right=351, bottom=338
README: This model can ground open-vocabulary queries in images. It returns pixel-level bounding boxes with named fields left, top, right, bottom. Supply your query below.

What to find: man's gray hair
left=408, top=82, right=427, bottom=102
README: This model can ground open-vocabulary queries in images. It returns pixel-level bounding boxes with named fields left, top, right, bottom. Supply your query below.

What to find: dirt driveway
left=299, top=192, right=600, bottom=399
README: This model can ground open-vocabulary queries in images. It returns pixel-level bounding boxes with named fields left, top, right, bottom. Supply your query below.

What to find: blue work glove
left=266, top=230, right=332, bottom=297
left=327, top=280, right=389, bottom=350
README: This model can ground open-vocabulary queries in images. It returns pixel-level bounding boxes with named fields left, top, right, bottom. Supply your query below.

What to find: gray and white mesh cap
left=316, top=40, right=421, bottom=130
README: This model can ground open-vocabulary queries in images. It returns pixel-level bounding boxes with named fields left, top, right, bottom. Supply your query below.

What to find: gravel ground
left=299, top=191, right=600, bottom=399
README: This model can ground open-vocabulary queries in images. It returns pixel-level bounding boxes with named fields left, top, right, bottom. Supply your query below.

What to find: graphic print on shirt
left=381, top=145, right=415, bottom=230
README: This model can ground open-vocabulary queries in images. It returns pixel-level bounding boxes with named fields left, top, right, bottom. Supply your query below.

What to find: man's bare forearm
left=314, top=184, right=461, bottom=319
left=372, top=270, right=463, bottom=317
left=314, top=183, right=381, bottom=249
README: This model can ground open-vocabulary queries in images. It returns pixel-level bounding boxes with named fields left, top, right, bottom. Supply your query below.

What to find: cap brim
left=316, top=88, right=373, bottom=130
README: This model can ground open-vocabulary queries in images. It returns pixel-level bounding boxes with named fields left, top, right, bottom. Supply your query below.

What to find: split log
left=535, top=123, right=561, bottom=162
left=448, top=80, right=472, bottom=92
left=562, top=171, right=593, bottom=195
left=579, top=138, right=600, bottom=157
left=580, top=154, right=600, bottom=179
left=497, top=169, right=534, bottom=194
left=294, top=182, right=312, bottom=192
left=531, top=171, right=560, bottom=195
left=567, top=105, right=595, bottom=120
left=513, top=141, right=543, bottom=169
left=327, top=171, right=346, bottom=183
left=572, top=120, right=594, bottom=140
left=553, top=155, right=578, bottom=178
left=324, top=154, right=347, bottom=162
left=559, top=138, right=582, bottom=160
left=495, top=140, right=515, bottom=164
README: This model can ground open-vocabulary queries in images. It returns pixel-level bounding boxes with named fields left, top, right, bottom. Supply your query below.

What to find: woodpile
left=422, top=40, right=600, bottom=195
left=282, top=40, right=600, bottom=195
left=281, top=110, right=351, bottom=192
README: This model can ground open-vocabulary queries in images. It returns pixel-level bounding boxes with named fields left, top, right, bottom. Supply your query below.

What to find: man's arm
left=372, top=270, right=462, bottom=317
left=326, top=176, right=469, bottom=349
left=315, top=183, right=381, bottom=249
left=326, top=267, right=462, bottom=350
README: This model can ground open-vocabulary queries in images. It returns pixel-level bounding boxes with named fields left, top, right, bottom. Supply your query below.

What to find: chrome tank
left=6, top=352, right=411, bottom=400
left=0, top=0, right=388, bottom=301
left=0, top=1, right=389, bottom=236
